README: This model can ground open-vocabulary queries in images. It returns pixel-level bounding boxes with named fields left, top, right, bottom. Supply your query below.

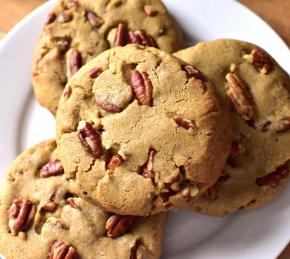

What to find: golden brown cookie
left=32, top=0, right=183, bottom=114
left=56, top=44, right=232, bottom=216
left=175, top=39, right=290, bottom=216
left=0, top=140, right=166, bottom=258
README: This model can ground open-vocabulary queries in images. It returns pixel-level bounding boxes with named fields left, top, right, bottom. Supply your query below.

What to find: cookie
left=55, top=44, right=232, bottom=216
left=32, top=0, right=183, bottom=114
left=0, top=140, right=166, bottom=258
left=174, top=39, right=290, bottom=216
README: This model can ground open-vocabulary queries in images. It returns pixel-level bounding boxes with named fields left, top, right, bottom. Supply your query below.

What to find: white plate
left=0, top=0, right=289, bottom=258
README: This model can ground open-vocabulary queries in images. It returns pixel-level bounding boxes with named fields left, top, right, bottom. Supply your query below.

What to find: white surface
left=0, top=0, right=289, bottom=258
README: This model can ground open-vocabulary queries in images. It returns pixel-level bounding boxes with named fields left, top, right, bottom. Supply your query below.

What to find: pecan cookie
left=174, top=39, right=290, bottom=216
left=0, top=140, right=166, bottom=258
left=32, top=0, right=183, bottom=114
left=56, top=44, right=232, bottom=216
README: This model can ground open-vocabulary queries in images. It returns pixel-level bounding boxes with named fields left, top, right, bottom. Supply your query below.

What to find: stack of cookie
left=1, top=0, right=290, bottom=258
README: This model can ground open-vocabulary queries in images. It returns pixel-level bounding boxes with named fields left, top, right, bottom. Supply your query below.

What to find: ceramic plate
left=0, top=0, right=289, bottom=258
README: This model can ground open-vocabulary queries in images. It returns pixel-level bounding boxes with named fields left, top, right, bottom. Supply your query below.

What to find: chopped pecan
left=67, top=198, right=82, bottom=211
left=130, top=241, right=141, bottom=259
left=226, top=73, right=255, bottom=121
left=41, top=202, right=57, bottom=213
left=144, top=5, right=158, bottom=16
left=66, top=49, right=82, bottom=79
left=106, top=214, right=136, bottom=238
left=45, top=13, right=56, bottom=25
left=58, top=11, right=73, bottom=23
left=89, top=67, right=103, bottom=78
left=256, top=164, right=289, bottom=187
left=49, top=240, right=78, bottom=259
left=131, top=30, right=156, bottom=47
left=130, top=70, right=153, bottom=106
left=244, top=48, right=273, bottom=74
left=108, top=155, right=123, bottom=170
left=85, top=11, right=103, bottom=27
left=8, top=199, right=36, bottom=235
left=141, top=149, right=157, bottom=178
left=64, top=86, right=72, bottom=98
left=95, top=95, right=123, bottom=113
left=203, top=186, right=217, bottom=200
left=114, top=22, right=128, bottom=47
left=173, top=115, right=196, bottom=130
left=182, top=65, right=205, bottom=81
left=40, top=159, right=64, bottom=178
left=78, top=122, right=102, bottom=158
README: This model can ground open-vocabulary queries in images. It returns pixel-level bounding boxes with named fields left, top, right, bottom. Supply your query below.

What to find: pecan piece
left=114, top=22, right=128, bottom=47
left=256, top=164, right=289, bottom=187
left=78, top=122, right=102, bottom=158
left=67, top=198, right=82, bottom=211
left=141, top=149, right=157, bottom=178
left=8, top=199, right=36, bottom=235
left=173, top=115, right=196, bottom=130
left=226, top=73, right=255, bottom=121
left=203, top=186, right=217, bottom=200
left=144, top=5, right=158, bottom=16
left=49, top=240, right=78, bottom=259
left=95, top=95, right=123, bottom=113
left=244, top=48, right=273, bottom=74
left=130, top=241, right=141, bottom=259
left=40, top=159, right=64, bottom=178
left=41, top=202, right=57, bottom=213
left=56, top=37, right=71, bottom=53
left=88, top=67, right=102, bottom=78
left=85, top=10, right=103, bottom=27
left=182, top=65, right=205, bottom=81
left=108, top=155, right=123, bottom=170
left=131, top=30, right=156, bottom=47
left=45, top=13, right=56, bottom=25
left=66, top=48, right=82, bottom=79
left=106, top=214, right=136, bottom=238
left=130, top=70, right=153, bottom=106
left=58, top=11, right=73, bottom=23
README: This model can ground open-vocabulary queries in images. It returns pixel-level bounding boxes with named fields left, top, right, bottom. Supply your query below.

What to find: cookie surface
left=56, top=44, right=231, bottom=216
left=0, top=140, right=166, bottom=259
left=32, top=0, right=183, bottom=114
left=175, top=39, right=290, bottom=216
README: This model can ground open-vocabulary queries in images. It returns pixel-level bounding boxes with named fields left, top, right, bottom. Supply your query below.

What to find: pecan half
left=203, top=186, right=217, bottom=200
left=244, top=48, right=273, bottom=74
left=106, top=214, right=136, bottom=238
left=85, top=11, right=103, bottom=28
left=8, top=199, right=36, bottom=235
left=89, top=67, right=102, bottom=78
left=114, top=22, right=128, bottom=47
left=67, top=198, right=82, bottom=211
left=108, top=155, right=123, bottom=170
left=40, top=159, right=64, bottom=178
left=141, top=149, right=157, bottom=178
left=130, top=70, right=153, bottom=106
left=49, top=240, right=78, bottom=259
left=78, top=122, right=102, bottom=158
left=45, top=13, right=56, bottom=25
left=144, top=5, right=158, bottom=16
left=173, top=115, right=196, bottom=130
left=226, top=73, right=255, bottom=121
left=66, top=49, right=82, bottom=79
left=256, top=164, right=289, bottom=187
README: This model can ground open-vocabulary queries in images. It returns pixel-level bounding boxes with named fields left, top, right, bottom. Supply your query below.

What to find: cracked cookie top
left=175, top=39, right=290, bottom=216
left=0, top=140, right=166, bottom=259
left=56, top=44, right=232, bottom=216
left=32, top=0, right=183, bottom=114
